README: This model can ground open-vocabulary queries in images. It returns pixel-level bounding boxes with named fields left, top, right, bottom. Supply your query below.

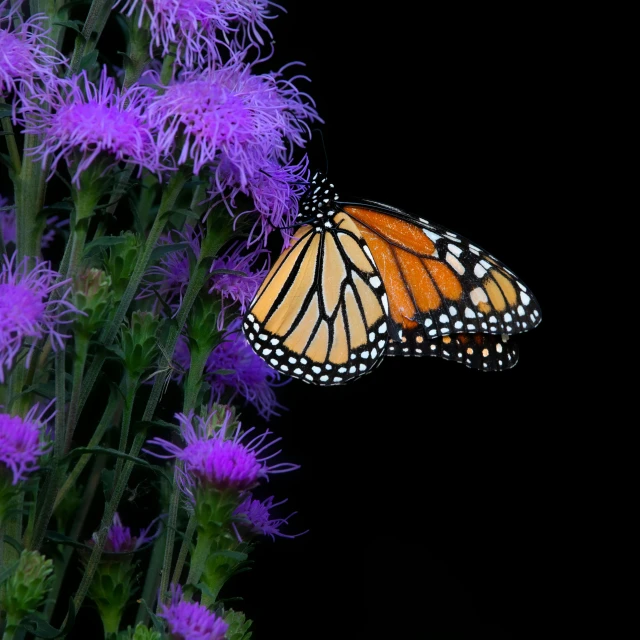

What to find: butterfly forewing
left=344, top=205, right=542, bottom=342
left=243, top=214, right=389, bottom=385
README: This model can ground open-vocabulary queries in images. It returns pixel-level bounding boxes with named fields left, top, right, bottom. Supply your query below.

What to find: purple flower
left=212, top=154, right=309, bottom=247
left=0, top=2, right=67, bottom=119
left=0, top=196, right=68, bottom=250
left=114, top=0, right=283, bottom=69
left=0, top=254, right=83, bottom=383
left=204, top=317, right=287, bottom=419
left=209, top=241, right=269, bottom=329
left=145, top=408, right=298, bottom=495
left=23, top=66, right=164, bottom=188
left=147, top=54, right=320, bottom=182
left=139, top=224, right=203, bottom=316
left=234, top=494, right=303, bottom=541
left=0, top=401, right=54, bottom=484
left=88, top=512, right=162, bottom=553
left=158, top=584, right=228, bottom=640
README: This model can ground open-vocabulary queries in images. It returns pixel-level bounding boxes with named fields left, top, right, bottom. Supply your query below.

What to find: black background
left=21, top=1, right=580, bottom=639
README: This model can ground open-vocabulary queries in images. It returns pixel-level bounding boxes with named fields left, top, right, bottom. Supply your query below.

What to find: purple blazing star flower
left=210, top=154, right=309, bottom=247
left=147, top=54, right=320, bottom=182
left=138, top=224, right=202, bottom=315
left=0, top=401, right=54, bottom=485
left=0, top=1, right=67, bottom=119
left=145, top=409, right=298, bottom=496
left=233, top=494, right=303, bottom=541
left=0, top=254, right=83, bottom=383
left=89, top=512, right=162, bottom=553
left=158, top=584, right=228, bottom=640
left=209, top=241, right=269, bottom=329
left=204, top=317, right=287, bottom=419
left=23, top=66, right=164, bottom=188
left=114, top=0, right=283, bottom=70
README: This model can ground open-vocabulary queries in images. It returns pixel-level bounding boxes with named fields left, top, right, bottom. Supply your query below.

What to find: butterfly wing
left=243, top=212, right=389, bottom=385
left=342, top=203, right=541, bottom=356
left=388, top=331, right=520, bottom=371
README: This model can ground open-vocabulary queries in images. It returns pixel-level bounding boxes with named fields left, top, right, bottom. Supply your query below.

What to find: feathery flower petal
left=147, top=54, right=320, bottom=183
left=158, top=584, right=228, bottom=640
left=0, top=1, right=67, bottom=119
left=234, top=494, right=302, bottom=541
left=144, top=408, right=298, bottom=495
left=23, top=66, right=164, bottom=188
left=0, top=254, right=83, bottom=382
left=88, top=513, right=163, bottom=553
left=114, top=0, right=284, bottom=69
left=0, top=401, right=53, bottom=484
left=209, top=241, right=269, bottom=329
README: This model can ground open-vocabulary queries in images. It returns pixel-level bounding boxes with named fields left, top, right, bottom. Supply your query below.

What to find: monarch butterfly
left=242, top=172, right=541, bottom=385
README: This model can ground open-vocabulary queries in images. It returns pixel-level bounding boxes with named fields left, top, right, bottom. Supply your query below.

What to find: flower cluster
left=0, top=0, right=317, bottom=635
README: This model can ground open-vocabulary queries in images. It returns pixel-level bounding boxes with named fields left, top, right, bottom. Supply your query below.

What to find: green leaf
left=52, top=19, right=84, bottom=33
left=208, top=549, right=249, bottom=562
left=1, top=535, right=23, bottom=554
left=83, top=235, right=129, bottom=257
left=79, top=49, right=99, bottom=72
left=20, top=597, right=76, bottom=638
left=0, top=560, right=19, bottom=586
left=0, top=103, right=13, bottom=119
left=150, top=241, right=190, bottom=262
left=44, top=531, right=92, bottom=551
left=63, top=446, right=153, bottom=469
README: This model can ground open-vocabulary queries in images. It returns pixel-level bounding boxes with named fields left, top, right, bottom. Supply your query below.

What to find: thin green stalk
left=53, top=391, right=118, bottom=512
left=185, top=530, right=212, bottom=591
left=99, top=169, right=188, bottom=347
left=134, top=527, right=166, bottom=625
left=170, top=513, right=196, bottom=587
left=73, top=170, right=188, bottom=437
left=157, top=473, right=181, bottom=607
left=0, top=98, right=21, bottom=177
left=113, top=373, right=139, bottom=481
left=63, top=334, right=89, bottom=454
left=16, top=134, right=47, bottom=262
left=25, top=350, right=65, bottom=551
left=69, top=430, right=147, bottom=617
left=45, top=453, right=106, bottom=621
left=68, top=0, right=113, bottom=76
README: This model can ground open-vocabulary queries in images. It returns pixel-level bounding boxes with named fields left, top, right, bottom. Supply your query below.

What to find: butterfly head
left=297, top=172, right=340, bottom=223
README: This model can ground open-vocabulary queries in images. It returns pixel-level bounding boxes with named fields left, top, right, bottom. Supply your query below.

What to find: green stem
left=25, top=350, right=65, bottom=551
left=113, top=373, right=139, bottom=481
left=53, top=390, right=118, bottom=512
left=99, top=169, right=188, bottom=347
left=44, top=452, right=106, bottom=621
left=186, top=530, right=213, bottom=588
left=170, top=514, right=196, bottom=588
left=0, top=98, right=21, bottom=178
left=69, top=430, right=147, bottom=617
left=134, top=526, right=166, bottom=625
left=157, top=471, right=181, bottom=607
left=68, top=0, right=113, bottom=76
left=73, top=170, right=188, bottom=439
left=16, top=134, right=47, bottom=262
left=63, top=334, right=89, bottom=454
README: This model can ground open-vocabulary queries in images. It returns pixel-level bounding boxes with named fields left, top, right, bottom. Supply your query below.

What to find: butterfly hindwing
left=243, top=213, right=389, bottom=386
left=387, top=330, right=519, bottom=371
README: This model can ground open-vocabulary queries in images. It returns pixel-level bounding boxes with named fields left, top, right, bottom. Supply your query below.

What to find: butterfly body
left=243, top=173, right=541, bottom=386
